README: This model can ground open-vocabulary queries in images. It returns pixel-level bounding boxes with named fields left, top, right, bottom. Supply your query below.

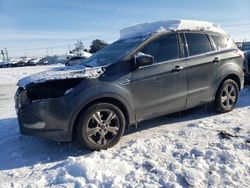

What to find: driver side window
left=140, top=33, right=180, bottom=63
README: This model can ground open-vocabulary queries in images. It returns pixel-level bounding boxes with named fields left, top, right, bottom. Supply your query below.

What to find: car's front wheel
left=77, top=103, right=125, bottom=151
left=215, top=79, right=239, bottom=113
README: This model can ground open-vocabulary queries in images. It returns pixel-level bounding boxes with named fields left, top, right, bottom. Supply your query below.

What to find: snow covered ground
left=0, top=66, right=249, bottom=187
left=0, top=64, right=64, bottom=86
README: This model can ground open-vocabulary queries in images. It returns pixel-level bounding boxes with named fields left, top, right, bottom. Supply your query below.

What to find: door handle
left=172, top=65, right=184, bottom=72
left=213, top=57, right=220, bottom=63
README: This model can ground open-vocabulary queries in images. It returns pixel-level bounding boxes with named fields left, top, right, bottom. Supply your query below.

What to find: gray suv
left=15, top=20, right=244, bottom=150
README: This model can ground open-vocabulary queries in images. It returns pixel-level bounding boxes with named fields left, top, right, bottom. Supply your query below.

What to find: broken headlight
left=27, top=79, right=83, bottom=101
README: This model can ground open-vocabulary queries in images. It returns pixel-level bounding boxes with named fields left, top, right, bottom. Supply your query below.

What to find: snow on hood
left=120, top=20, right=227, bottom=40
left=17, top=65, right=104, bottom=88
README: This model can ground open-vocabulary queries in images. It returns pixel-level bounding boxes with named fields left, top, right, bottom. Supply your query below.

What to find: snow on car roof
left=120, top=20, right=227, bottom=40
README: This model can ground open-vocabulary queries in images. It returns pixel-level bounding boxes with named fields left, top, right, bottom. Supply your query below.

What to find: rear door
left=130, top=33, right=187, bottom=122
left=184, top=32, right=218, bottom=108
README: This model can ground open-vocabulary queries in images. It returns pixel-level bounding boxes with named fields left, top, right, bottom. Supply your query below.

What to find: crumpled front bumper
left=15, top=88, right=73, bottom=142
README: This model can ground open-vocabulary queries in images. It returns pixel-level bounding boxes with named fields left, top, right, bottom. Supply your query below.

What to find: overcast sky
left=0, top=0, right=250, bottom=58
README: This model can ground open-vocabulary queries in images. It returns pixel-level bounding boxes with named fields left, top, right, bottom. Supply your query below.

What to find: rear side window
left=185, top=33, right=212, bottom=56
left=227, top=38, right=237, bottom=49
left=211, top=35, right=236, bottom=50
left=211, top=35, right=227, bottom=50
left=140, top=33, right=179, bottom=63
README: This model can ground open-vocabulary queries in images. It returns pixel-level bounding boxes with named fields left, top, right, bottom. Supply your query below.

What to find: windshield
left=81, top=36, right=148, bottom=67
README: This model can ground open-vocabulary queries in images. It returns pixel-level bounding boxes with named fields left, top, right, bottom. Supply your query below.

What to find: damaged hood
left=17, top=65, right=104, bottom=88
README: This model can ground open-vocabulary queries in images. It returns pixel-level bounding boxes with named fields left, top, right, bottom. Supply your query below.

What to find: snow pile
left=120, top=20, right=226, bottom=40
left=0, top=66, right=249, bottom=187
left=0, top=65, right=63, bottom=86
left=17, top=65, right=104, bottom=88
left=0, top=98, right=250, bottom=187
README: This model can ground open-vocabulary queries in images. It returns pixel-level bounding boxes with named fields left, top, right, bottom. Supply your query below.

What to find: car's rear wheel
left=77, top=103, right=125, bottom=151
left=215, top=79, right=239, bottom=113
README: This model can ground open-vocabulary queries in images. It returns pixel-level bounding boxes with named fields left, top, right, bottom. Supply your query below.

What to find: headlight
left=14, top=87, right=27, bottom=111
left=27, top=78, right=82, bottom=101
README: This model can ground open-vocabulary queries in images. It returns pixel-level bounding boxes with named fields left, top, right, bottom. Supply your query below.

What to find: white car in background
left=65, top=56, right=88, bottom=66
left=65, top=51, right=92, bottom=66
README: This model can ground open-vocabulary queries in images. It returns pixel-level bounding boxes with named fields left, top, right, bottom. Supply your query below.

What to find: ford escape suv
left=15, top=20, right=244, bottom=150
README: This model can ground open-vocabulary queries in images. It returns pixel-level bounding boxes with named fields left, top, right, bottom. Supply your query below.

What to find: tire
left=215, top=79, right=239, bottom=113
left=77, top=103, right=125, bottom=151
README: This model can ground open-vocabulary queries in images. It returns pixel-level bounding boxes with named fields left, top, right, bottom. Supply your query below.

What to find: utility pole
left=1, top=49, right=5, bottom=61
left=5, top=48, right=9, bottom=61
left=51, top=48, right=53, bottom=56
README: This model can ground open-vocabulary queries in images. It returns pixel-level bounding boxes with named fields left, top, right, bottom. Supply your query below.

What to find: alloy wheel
left=86, top=109, right=120, bottom=146
left=220, top=83, right=237, bottom=110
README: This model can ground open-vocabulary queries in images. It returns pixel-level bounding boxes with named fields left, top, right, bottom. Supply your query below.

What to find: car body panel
left=15, top=29, right=244, bottom=142
left=185, top=52, right=218, bottom=108
left=130, top=58, right=187, bottom=122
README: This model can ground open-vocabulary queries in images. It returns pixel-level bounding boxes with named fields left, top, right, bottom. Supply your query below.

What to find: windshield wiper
left=82, top=63, right=93, bottom=68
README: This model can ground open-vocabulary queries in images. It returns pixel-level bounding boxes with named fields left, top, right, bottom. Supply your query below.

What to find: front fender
left=67, top=79, right=135, bottom=134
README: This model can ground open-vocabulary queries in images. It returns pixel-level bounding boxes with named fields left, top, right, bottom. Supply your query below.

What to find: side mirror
left=134, top=53, right=154, bottom=68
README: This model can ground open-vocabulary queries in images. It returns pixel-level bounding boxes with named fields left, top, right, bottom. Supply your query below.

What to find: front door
left=130, top=33, right=188, bottom=122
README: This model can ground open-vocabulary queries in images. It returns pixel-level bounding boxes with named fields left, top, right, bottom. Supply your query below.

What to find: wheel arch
left=214, top=73, right=241, bottom=99
left=70, top=94, right=135, bottom=139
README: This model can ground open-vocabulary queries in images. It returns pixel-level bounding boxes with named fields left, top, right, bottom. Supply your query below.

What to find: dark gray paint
left=15, top=31, right=244, bottom=142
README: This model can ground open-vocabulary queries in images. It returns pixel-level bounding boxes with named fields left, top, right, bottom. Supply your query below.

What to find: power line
left=222, top=23, right=250, bottom=27
left=6, top=43, right=75, bottom=51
